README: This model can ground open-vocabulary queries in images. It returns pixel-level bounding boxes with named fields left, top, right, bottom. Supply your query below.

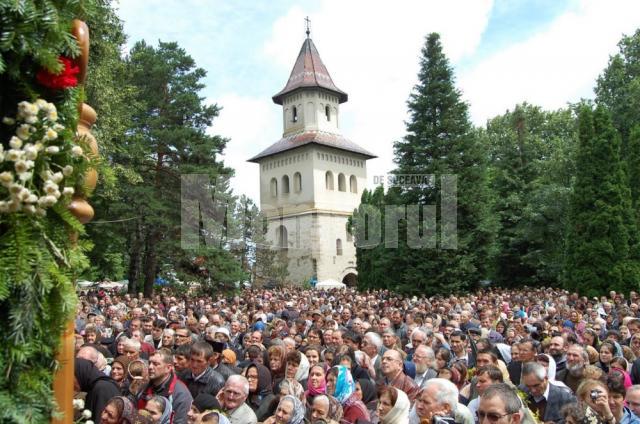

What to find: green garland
left=0, top=0, right=96, bottom=422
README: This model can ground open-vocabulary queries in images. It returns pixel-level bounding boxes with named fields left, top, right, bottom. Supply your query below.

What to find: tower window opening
left=292, top=106, right=298, bottom=122
left=325, top=105, right=330, bottom=121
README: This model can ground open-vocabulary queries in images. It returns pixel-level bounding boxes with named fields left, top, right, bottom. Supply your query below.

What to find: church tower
left=248, top=28, right=375, bottom=286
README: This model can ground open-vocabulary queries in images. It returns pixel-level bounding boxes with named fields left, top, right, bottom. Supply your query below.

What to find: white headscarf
left=382, top=389, right=410, bottom=424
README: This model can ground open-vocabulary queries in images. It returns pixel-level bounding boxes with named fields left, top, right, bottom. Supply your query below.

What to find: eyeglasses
left=176, top=334, right=189, bottom=338
left=477, top=411, right=512, bottom=422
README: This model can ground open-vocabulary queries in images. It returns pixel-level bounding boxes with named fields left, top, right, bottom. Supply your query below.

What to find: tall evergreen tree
left=121, top=41, right=242, bottom=296
left=487, top=104, right=577, bottom=287
left=564, top=106, right=640, bottom=296
left=595, top=29, right=640, bottom=152
left=357, top=33, right=492, bottom=295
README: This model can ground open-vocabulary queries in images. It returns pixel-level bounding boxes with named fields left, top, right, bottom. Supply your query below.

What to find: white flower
left=85, top=421, right=94, bottom=424
left=44, top=181, right=58, bottom=195
left=82, top=409, right=92, bottom=419
left=7, top=200, right=21, bottom=212
left=23, top=144, right=38, bottom=160
left=26, top=194, right=38, bottom=203
left=52, top=189, right=61, bottom=199
left=16, top=124, right=31, bottom=141
left=62, top=165, right=74, bottom=176
left=35, top=99, right=48, bottom=110
left=0, top=201, right=8, bottom=213
left=9, top=183, right=23, bottom=195
left=23, top=204, right=36, bottom=214
left=0, top=172, right=13, bottom=186
left=6, top=149, right=23, bottom=161
left=50, top=172, right=64, bottom=184
left=43, top=128, right=58, bottom=141
left=53, top=123, right=64, bottom=132
left=0, top=152, right=4, bottom=163
left=14, top=160, right=29, bottom=174
left=9, top=136, right=22, bottom=149
left=34, top=142, right=44, bottom=151
left=38, top=195, right=58, bottom=207
left=24, top=114, right=37, bottom=124
left=35, top=207, right=46, bottom=217
left=18, top=188, right=31, bottom=202
left=45, top=146, right=60, bottom=155
left=18, top=101, right=37, bottom=118
left=2, top=117, right=15, bottom=125
left=71, top=145, right=83, bottom=157
left=46, top=109, right=58, bottom=122
left=62, top=187, right=74, bottom=196
left=18, top=172, right=33, bottom=182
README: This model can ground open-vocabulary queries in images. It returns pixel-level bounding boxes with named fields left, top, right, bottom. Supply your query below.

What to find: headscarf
left=305, top=365, right=327, bottom=397
left=193, top=393, right=221, bottom=412
left=382, top=388, right=410, bottom=424
left=222, top=349, right=237, bottom=365
left=200, top=411, right=231, bottom=424
left=247, top=363, right=273, bottom=396
left=277, top=395, right=306, bottom=424
left=113, top=396, right=154, bottom=424
left=610, top=367, right=633, bottom=390
left=357, top=378, right=377, bottom=405
left=327, top=395, right=344, bottom=422
left=151, top=396, right=173, bottom=424
left=329, top=365, right=356, bottom=404
left=279, top=378, right=305, bottom=401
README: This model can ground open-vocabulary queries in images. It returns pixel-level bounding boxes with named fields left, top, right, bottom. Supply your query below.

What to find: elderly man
left=522, top=362, right=575, bottom=423
left=179, top=341, right=225, bottom=399
left=477, top=383, right=523, bottom=424
left=625, top=385, right=640, bottom=417
left=556, top=344, right=588, bottom=393
left=412, top=345, right=437, bottom=389
left=410, top=378, right=473, bottom=424
left=362, top=332, right=384, bottom=378
left=216, top=375, right=257, bottom=424
left=380, top=349, right=419, bottom=402
left=142, top=350, right=193, bottom=424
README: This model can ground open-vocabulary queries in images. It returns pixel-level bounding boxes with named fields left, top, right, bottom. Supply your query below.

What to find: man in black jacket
left=180, top=341, right=226, bottom=399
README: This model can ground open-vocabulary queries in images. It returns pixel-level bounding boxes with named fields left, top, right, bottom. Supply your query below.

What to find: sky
left=116, top=0, right=640, bottom=204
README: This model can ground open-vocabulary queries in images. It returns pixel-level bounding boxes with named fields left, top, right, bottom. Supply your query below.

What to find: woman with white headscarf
left=376, top=386, right=410, bottom=424
left=263, top=395, right=306, bottom=424
left=535, top=354, right=571, bottom=392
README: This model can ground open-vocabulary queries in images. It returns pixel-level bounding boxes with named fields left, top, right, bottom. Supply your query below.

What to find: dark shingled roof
left=272, top=37, right=347, bottom=105
left=247, top=131, right=376, bottom=162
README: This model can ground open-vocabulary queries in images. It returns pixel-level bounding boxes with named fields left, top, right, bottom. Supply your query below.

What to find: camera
left=591, top=390, right=600, bottom=401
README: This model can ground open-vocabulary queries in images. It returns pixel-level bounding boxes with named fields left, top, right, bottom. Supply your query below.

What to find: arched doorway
left=342, top=273, right=357, bottom=287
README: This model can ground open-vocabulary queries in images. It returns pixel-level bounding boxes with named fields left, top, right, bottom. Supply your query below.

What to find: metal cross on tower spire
left=305, top=16, right=311, bottom=38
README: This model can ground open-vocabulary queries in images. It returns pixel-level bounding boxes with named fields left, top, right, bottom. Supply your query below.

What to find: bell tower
left=248, top=22, right=375, bottom=287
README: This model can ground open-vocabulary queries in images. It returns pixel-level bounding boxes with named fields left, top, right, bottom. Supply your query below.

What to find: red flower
left=36, top=56, right=80, bottom=90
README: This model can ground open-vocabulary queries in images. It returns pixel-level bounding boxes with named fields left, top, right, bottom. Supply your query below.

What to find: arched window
left=325, top=171, right=334, bottom=190
left=292, top=106, right=298, bottom=122
left=293, top=172, right=302, bottom=192
left=270, top=178, right=278, bottom=197
left=325, top=105, right=331, bottom=121
left=282, top=175, right=290, bottom=194
left=350, top=175, right=357, bottom=193
left=336, top=239, right=343, bottom=256
left=338, top=173, right=346, bottom=192
left=277, top=225, right=288, bottom=250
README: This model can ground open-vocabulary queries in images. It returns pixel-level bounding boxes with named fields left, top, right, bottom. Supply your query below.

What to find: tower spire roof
left=272, top=36, right=348, bottom=105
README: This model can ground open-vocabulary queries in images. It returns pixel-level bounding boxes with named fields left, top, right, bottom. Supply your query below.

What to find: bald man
left=380, top=349, right=419, bottom=402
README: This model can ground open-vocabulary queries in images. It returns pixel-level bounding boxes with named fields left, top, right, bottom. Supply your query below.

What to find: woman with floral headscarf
left=100, top=396, right=154, bottom=424
left=326, top=365, right=369, bottom=423
left=263, top=395, right=306, bottom=424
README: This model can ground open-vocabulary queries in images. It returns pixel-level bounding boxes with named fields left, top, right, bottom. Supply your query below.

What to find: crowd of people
left=72, top=286, right=640, bottom=424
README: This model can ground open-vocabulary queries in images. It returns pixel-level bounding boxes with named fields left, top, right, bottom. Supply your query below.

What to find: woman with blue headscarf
left=326, top=365, right=369, bottom=423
